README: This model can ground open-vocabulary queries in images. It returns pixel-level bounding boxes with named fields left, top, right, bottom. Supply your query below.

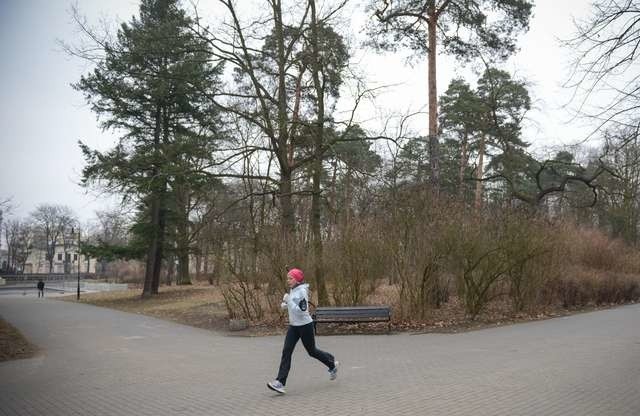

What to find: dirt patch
left=0, top=317, right=38, bottom=362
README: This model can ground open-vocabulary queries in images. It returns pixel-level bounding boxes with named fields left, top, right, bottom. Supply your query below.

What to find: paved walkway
left=1, top=296, right=639, bottom=416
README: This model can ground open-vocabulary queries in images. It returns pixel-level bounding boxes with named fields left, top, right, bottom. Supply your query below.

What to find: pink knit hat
left=288, top=268, right=304, bottom=283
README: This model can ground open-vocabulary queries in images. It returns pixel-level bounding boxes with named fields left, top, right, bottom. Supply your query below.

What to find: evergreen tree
left=439, top=78, right=483, bottom=198
left=75, top=0, right=223, bottom=296
left=476, top=67, right=531, bottom=207
left=367, top=0, right=533, bottom=191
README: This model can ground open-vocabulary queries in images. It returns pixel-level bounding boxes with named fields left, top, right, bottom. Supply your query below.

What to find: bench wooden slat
left=315, top=309, right=389, bottom=314
left=315, top=312, right=389, bottom=319
left=312, top=306, right=391, bottom=334
left=316, top=315, right=389, bottom=320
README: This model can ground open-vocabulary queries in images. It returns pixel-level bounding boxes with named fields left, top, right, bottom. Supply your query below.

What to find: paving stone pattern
left=1, top=296, right=639, bottom=416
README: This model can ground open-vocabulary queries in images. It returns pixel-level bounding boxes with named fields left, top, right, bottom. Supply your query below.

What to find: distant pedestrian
left=267, top=268, right=339, bottom=394
left=37, top=279, right=45, bottom=298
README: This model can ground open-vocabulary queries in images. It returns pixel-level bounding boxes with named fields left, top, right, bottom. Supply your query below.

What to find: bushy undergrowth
left=216, top=199, right=640, bottom=323
left=324, top=221, right=388, bottom=306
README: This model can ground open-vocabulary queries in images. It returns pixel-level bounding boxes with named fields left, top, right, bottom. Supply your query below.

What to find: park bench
left=312, top=306, right=391, bottom=334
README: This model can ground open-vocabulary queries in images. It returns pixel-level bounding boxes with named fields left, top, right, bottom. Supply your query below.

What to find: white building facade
left=22, top=242, right=96, bottom=274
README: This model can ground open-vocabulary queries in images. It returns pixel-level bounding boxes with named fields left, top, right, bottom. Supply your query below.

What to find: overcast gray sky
left=0, top=0, right=595, bottom=222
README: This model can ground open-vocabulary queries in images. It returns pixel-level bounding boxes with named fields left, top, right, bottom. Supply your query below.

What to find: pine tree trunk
left=143, top=105, right=167, bottom=297
left=273, top=0, right=296, bottom=256
left=309, top=0, right=328, bottom=305
left=152, top=105, right=172, bottom=294
left=143, top=193, right=161, bottom=297
left=279, top=170, right=296, bottom=244
left=459, top=131, right=469, bottom=198
left=475, top=134, right=486, bottom=211
left=142, top=105, right=163, bottom=297
left=427, top=6, right=440, bottom=192
left=289, top=71, right=304, bottom=166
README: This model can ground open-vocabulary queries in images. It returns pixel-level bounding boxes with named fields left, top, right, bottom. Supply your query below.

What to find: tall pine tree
left=75, top=0, right=222, bottom=296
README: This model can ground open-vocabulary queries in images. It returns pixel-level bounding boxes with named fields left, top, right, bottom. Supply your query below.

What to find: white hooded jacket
left=281, top=283, right=313, bottom=326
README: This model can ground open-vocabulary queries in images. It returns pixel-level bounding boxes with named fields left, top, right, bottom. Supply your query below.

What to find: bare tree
left=31, top=204, right=76, bottom=273
left=94, top=208, right=130, bottom=246
left=564, top=0, right=640, bottom=133
left=4, top=219, right=34, bottom=273
left=596, top=127, right=640, bottom=243
left=0, top=197, right=12, bottom=258
left=192, top=1, right=366, bottom=301
left=193, top=0, right=311, bottom=246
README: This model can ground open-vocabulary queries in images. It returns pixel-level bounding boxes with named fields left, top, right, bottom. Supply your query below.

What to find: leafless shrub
left=552, top=269, right=640, bottom=308
left=447, top=209, right=512, bottom=319
left=502, top=213, right=559, bottom=312
left=383, top=196, right=458, bottom=319
left=574, top=228, right=622, bottom=271
left=325, top=221, right=389, bottom=306
left=594, top=273, right=640, bottom=304
left=105, top=260, right=144, bottom=284
left=221, top=276, right=264, bottom=320
left=555, top=277, right=592, bottom=308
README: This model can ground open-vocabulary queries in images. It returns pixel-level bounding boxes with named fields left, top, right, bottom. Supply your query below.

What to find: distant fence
left=0, top=273, right=93, bottom=282
left=82, top=282, right=129, bottom=291
left=0, top=275, right=128, bottom=292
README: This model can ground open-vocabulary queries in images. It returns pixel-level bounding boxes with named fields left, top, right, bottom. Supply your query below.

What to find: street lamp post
left=77, top=228, right=81, bottom=300
left=72, top=227, right=81, bottom=300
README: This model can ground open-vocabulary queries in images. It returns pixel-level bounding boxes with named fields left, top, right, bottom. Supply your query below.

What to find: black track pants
left=276, top=322, right=335, bottom=385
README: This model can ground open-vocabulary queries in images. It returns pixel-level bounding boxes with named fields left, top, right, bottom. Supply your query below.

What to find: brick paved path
left=1, top=296, right=639, bottom=416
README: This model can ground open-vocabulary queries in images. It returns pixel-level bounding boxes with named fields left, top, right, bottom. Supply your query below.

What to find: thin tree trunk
left=289, top=70, right=304, bottom=166
left=475, top=134, right=486, bottom=211
left=427, top=6, right=440, bottom=192
left=166, top=256, right=174, bottom=286
left=195, top=251, right=202, bottom=281
left=279, top=170, right=296, bottom=241
left=176, top=188, right=191, bottom=285
left=342, top=168, right=352, bottom=233
left=459, top=131, right=469, bottom=198
left=272, top=0, right=296, bottom=253
left=327, top=160, right=338, bottom=241
left=204, top=247, right=213, bottom=285
left=309, top=0, right=328, bottom=305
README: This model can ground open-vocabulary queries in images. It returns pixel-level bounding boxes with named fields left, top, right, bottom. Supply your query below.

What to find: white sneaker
left=329, top=360, right=339, bottom=380
left=267, top=380, right=286, bottom=394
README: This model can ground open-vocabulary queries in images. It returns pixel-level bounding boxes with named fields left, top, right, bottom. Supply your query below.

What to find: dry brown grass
left=0, top=317, right=38, bottom=362
left=60, top=282, right=285, bottom=336
left=561, top=225, right=640, bottom=274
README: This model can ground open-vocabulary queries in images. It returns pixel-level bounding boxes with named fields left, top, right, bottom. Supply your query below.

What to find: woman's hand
left=281, top=293, right=289, bottom=309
